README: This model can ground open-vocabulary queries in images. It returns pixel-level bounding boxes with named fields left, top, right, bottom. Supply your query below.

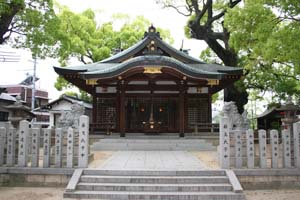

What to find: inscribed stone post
left=0, top=127, right=6, bottom=166
left=246, top=129, right=255, bottom=168
left=31, top=128, right=40, bottom=167
left=78, top=115, right=89, bottom=168
left=282, top=129, right=291, bottom=168
left=293, top=122, right=300, bottom=168
left=55, top=128, right=63, bottom=167
left=235, top=130, right=243, bottom=168
left=43, top=128, right=52, bottom=168
left=18, top=120, right=29, bottom=167
left=6, top=128, right=16, bottom=166
left=67, top=127, right=74, bottom=168
left=270, top=129, right=279, bottom=168
left=258, top=130, right=267, bottom=168
left=220, top=117, right=230, bottom=168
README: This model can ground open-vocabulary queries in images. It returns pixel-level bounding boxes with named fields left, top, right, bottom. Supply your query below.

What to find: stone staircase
left=91, top=138, right=216, bottom=151
left=64, top=169, right=245, bottom=200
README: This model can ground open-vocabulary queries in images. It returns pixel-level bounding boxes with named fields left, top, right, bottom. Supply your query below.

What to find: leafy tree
left=0, top=0, right=56, bottom=55
left=224, top=0, right=300, bottom=102
left=50, top=7, right=173, bottom=94
left=157, top=0, right=248, bottom=113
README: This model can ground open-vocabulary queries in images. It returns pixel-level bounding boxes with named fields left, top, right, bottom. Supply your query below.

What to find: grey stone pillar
left=270, top=129, right=279, bottom=168
left=67, top=127, right=74, bottom=168
left=246, top=129, right=255, bottom=168
left=282, top=129, right=291, bottom=168
left=235, top=130, right=243, bottom=168
left=220, top=117, right=230, bottom=169
left=0, top=127, right=6, bottom=166
left=293, top=122, right=300, bottom=168
left=78, top=115, right=89, bottom=168
left=55, top=128, right=63, bottom=167
left=43, top=128, right=52, bottom=168
left=258, top=129, right=267, bottom=168
left=18, top=120, right=29, bottom=167
left=31, top=128, right=40, bottom=167
left=6, top=128, right=16, bottom=166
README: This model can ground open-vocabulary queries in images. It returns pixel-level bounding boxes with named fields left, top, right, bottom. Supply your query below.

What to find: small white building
left=42, top=95, right=92, bottom=128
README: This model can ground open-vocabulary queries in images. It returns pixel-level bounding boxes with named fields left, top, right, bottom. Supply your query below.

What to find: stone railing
left=219, top=116, right=300, bottom=169
left=0, top=115, right=89, bottom=168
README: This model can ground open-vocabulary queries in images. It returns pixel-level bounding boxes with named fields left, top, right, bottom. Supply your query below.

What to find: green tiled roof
left=54, top=26, right=243, bottom=80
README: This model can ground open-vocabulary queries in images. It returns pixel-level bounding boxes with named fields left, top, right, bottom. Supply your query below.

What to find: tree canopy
left=159, top=0, right=300, bottom=106
left=224, top=0, right=300, bottom=102
left=0, top=0, right=56, bottom=56
left=49, top=6, right=173, bottom=98
left=158, top=0, right=248, bottom=113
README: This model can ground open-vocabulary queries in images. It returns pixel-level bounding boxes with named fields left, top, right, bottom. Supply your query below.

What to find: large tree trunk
left=204, top=33, right=248, bottom=114
left=0, top=2, right=24, bottom=44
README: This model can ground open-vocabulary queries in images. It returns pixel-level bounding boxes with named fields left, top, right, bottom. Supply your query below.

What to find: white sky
left=0, top=0, right=206, bottom=100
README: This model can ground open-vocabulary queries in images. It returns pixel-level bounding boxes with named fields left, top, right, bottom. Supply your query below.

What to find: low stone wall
left=0, top=167, right=74, bottom=187
left=234, top=169, right=300, bottom=190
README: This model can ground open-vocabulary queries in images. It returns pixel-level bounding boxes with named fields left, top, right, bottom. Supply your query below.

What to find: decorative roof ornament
left=144, top=25, right=161, bottom=39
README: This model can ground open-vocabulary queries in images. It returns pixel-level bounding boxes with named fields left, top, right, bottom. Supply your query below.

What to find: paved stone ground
left=1, top=187, right=300, bottom=200
left=97, top=151, right=207, bottom=170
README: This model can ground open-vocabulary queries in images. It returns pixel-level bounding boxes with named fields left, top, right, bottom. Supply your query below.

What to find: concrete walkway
left=97, top=151, right=207, bottom=170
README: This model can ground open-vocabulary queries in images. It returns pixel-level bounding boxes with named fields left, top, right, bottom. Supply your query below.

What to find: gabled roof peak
left=143, top=25, right=161, bottom=39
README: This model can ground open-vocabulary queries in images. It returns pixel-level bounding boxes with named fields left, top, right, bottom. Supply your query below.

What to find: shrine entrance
left=126, top=97, right=179, bottom=133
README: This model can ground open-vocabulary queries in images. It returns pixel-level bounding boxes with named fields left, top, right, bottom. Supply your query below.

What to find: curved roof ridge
left=80, top=55, right=226, bottom=79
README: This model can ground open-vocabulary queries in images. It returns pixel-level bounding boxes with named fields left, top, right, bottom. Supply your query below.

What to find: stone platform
left=64, top=169, right=245, bottom=200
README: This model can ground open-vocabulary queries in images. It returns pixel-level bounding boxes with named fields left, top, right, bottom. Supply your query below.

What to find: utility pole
left=31, top=57, right=37, bottom=111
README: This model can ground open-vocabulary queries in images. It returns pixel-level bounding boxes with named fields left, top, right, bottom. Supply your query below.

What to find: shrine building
left=54, top=26, right=242, bottom=137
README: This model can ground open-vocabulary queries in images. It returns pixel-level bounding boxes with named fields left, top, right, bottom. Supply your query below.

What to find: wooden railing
left=190, top=122, right=219, bottom=133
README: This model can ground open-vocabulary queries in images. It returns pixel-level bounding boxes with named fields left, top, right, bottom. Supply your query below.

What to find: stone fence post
left=282, top=129, right=291, bottom=168
left=246, top=129, right=255, bottom=168
left=270, top=130, right=279, bottom=168
left=0, top=127, right=6, bottom=166
left=67, top=127, right=74, bottom=168
left=55, top=128, right=63, bottom=167
left=293, top=122, right=300, bottom=168
left=31, top=128, right=40, bottom=167
left=220, top=117, right=230, bottom=168
left=6, top=128, right=16, bottom=166
left=18, top=120, right=29, bottom=167
left=234, top=129, right=243, bottom=168
left=258, top=130, right=267, bottom=168
left=43, top=128, right=52, bottom=168
left=78, top=115, right=89, bottom=168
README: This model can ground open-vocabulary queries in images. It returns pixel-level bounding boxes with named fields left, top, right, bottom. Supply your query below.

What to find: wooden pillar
left=179, top=81, right=185, bottom=137
left=116, top=89, right=120, bottom=132
left=92, top=95, right=97, bottom=125
left=208, top=94, right=212, bottom=123
left=119, top=81, right=126, bottom=137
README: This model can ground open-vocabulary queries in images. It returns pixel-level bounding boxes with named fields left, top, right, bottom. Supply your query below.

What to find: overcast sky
left=0, top=0, right=206, bottom=100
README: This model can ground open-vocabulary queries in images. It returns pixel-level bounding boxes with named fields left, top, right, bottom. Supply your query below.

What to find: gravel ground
left=1, top=187, right=300, bottom=200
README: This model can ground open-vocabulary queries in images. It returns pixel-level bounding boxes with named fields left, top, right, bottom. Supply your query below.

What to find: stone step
left=80, top=175, right=229, bottom=184
left=83, top=169, right=226, bottom=176
left=76, top=182, right=233, bottom=192
left=91, top=138, right=217, bottom=151
left=96, top=139, right=211, bottom=143
left=92, top=142, right=216, bottom=151
left=64, top=190, right=245, bottom=200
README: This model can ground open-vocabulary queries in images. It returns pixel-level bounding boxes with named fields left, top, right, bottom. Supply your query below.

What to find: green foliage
left=0, top=0, right=56, bottom=56
left=211, top=93, right=219, bottom=103
left=50, top=7, right=173, bottom=94
left=224, top=0, right=300, bottom=101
